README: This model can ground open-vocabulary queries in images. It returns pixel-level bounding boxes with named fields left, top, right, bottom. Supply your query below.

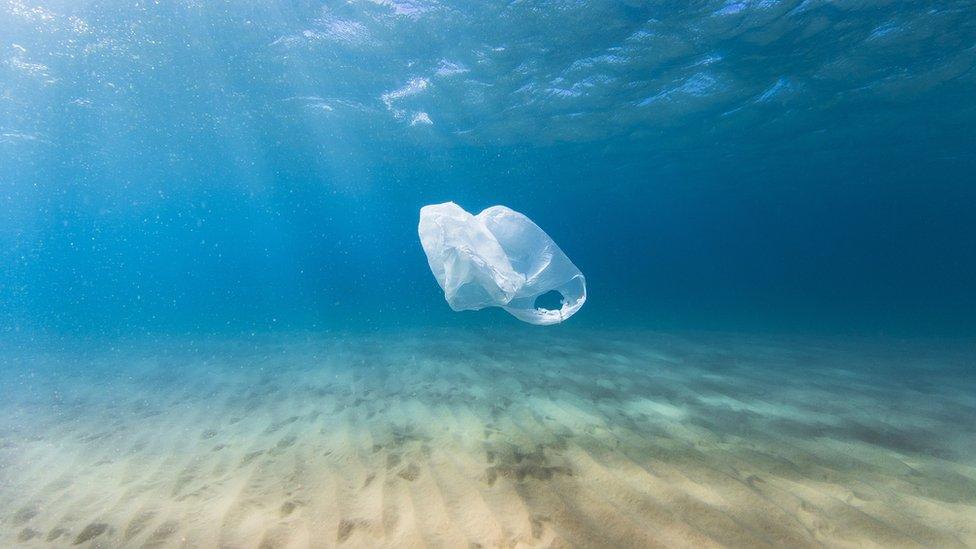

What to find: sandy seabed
left=1, top=328, right=974, bottom=548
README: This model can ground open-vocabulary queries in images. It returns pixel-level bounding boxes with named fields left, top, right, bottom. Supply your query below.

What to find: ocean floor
left=1, top=328, right=974, bottom=548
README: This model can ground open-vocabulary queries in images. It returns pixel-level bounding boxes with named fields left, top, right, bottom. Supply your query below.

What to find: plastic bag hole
left=534, top=290, right=564, bottom=311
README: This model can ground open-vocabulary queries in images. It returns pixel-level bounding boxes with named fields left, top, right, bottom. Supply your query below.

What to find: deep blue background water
left=2, top=0, right=975, bottom=337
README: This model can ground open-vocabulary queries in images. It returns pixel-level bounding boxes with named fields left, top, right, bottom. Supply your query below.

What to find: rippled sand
left=1, top=329, right=974, bottom=548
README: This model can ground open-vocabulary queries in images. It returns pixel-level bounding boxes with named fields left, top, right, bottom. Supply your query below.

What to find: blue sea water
left=2, top=0, right=974, bottom=337
left=1, top=1, right=975, bottom=547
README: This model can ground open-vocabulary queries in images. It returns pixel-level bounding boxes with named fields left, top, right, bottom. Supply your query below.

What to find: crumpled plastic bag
left=418, top=202, right=586, bottom=325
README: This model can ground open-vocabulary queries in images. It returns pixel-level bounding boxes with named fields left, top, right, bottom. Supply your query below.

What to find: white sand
left=1, top=329, right=974, bottom=548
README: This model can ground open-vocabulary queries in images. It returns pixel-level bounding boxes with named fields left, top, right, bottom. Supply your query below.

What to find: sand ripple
left=1, top=329, right=974, bottom=547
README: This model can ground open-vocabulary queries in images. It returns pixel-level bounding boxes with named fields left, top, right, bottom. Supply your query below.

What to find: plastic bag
left=418, top=202, right=586, bottom=325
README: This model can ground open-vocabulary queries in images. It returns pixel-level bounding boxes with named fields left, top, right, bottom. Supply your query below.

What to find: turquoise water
left=2, top=0, right=974, bottom=336
left=1, top=1, right=975, bottom=547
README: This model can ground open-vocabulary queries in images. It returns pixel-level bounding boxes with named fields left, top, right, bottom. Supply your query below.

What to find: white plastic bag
left=418, top=202, right=586, bottom=325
